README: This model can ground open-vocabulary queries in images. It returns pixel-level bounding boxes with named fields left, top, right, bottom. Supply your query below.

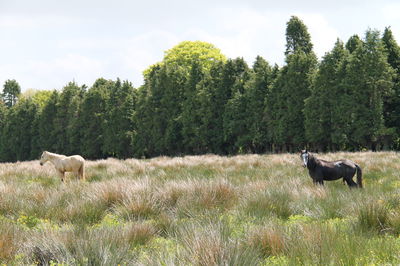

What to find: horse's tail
left=355, top=164, right=363, bottom=188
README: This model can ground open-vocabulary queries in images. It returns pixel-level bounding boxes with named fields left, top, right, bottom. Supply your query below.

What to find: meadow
left=1, top=152, right=400, bottom=265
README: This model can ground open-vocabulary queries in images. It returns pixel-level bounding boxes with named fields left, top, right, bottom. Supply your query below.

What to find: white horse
left=39, top=151, right=85, bottom=182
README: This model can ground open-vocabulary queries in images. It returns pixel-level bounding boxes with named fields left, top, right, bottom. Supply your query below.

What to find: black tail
left=356, top=164, right=363, bottom=188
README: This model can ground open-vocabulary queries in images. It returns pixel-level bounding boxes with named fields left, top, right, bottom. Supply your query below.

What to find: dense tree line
left=1, top=17, right=399, bottom=162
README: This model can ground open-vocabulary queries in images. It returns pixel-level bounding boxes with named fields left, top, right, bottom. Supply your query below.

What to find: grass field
left=1, top=152, right=400, bottom=265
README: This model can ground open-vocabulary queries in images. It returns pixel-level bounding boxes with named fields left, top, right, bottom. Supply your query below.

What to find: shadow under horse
left=300, top=150, right=363, bottom=188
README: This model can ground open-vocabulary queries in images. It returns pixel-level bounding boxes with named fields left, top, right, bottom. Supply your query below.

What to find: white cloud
left=381, top=3, right=400, bottom=21
left=181, top=8, right=338, bottom=66
left=0, top=54, right=105, bottom=90
left=2, top=1, right=398, bottom=91
left=297, top=13, right=339, bottom=58
left=0, top=14, right=86, bottom=29
left=181, top=7, right=287, bottom=66
left=118, top=30, right=180, bottom=86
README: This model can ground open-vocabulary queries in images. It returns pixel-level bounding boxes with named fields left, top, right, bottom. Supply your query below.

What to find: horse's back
left=317, top=159, right=356, bottom=180
left=61, top=155, right=84, bottom=172
left=341, top=159, right=357, bottom=167
left=70, top=155, right=85, bottom=162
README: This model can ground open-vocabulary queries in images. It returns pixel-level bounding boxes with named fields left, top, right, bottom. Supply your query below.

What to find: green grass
left=1, top=152, right=400, bottom=265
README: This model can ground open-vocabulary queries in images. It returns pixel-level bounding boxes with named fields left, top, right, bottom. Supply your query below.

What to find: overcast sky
left=1, top=0, right=400, bottom=91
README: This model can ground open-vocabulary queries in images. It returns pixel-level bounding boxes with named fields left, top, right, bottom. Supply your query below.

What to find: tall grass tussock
left=1, top=151, right=400, bottom=264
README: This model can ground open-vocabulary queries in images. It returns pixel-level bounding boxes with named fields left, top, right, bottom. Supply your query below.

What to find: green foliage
left=103, top=79, right=136, bottom=158
left=1, top=79, right=21, bottom=108
left=133, top=64, right=187, bottom=157
left=285, top=16, right=313, bottom=56
left=382, top=27, right=400, bottom=144
left=305, top=39, right=349, bottom=150
left=163, top=41, right=225, bottom=70
left=267, top=16, right=318, bottom=152
left=345, top=34, right=363, bottom=53
left=0, top=101, right=6, bottom=153
left=0, top=98, right=38, bottom=161
left=21, top=89, right=53, bottom=109
left=79, top=79, right=112, bottom=159
left=245, top=56, right=275, bottom=153
left=269, top=53, right=317, bottom=151
left=17, top=213, right=40, bottom=229
left=144, top=41, right=226, bottom=79
left=54, top=82, right=86, bottom=155
left=1, top=17, right=400, bottom=160
left=222, top=58, right=252, bottom=153
left=181, top=61, right=205, bottom=154
left=36, top=91, right=59, bottom=153
left=344, top=30, right=394, bottom=149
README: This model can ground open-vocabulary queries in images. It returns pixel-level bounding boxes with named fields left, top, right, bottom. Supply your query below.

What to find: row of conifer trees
left=1, top=16, right=399, bottom=161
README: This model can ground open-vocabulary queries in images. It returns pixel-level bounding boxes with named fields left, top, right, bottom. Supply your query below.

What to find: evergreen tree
left=135, top=41, right=226, bottom=157
left=265, top=65, right=286, bottom=152
left=65, top=84, right=86, bottom=155
left=284, top=52, right=317, bottom=151
left=223, top=90, right=248, bottom=153
left=269, top=16, right=317, bottom=152
left=346, top=35, right=363, bottom=54
left=327, top=38, right=362, bottom=150
left=53, top=82, right=86, bottom=154
left=222, top=58, right=252, bottom=153
left=381, top=27, right=400, bottom=148
left=1, top=98, right=38, bottom=161
left=103, top=79, right=136, bottom=158
left=161, top=66, right=187, bottom=155
left=181, top=61, right=205, bottom=154
left=344, top=30, right=394, bottom=149
left=305, top=39, right=349, bottom=151
left=133, top=66, right=169, bottom=157
left=79, top=78, right=111, bottom=159
left=285, top=16, right=313, bottom=56
left=382, top=27, right=400, bottom=70
left=0, top=100, right=5, bottom=130
left=0, top=101, right=7, bottom=161
left=132, top=84, right=155, bottom=158
left=245, top=56, right=274, bottom=152
left=36, top=91, right=59, bottom=153
left=194, top=67, right=220, bottom=154
left=2, top=79, right=21, bottom=108
left=28, top=90, right=53, bottom=158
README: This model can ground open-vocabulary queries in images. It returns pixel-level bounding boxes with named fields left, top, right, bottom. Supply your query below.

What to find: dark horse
left=300, top=150, right=363, bottom=188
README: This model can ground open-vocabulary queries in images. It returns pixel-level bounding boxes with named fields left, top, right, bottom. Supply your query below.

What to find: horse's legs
left=313, top=176, right=324, bottom=186
left=313, top=173, right=324, bottom=186
left=344, top=175, right=358, bottom=188
left=58, top=171, right=65, bottom=182
left=73, top=171, right=79, bottom=181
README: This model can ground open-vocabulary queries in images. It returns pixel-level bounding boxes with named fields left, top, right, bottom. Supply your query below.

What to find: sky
left=1, top=0, right=400, bottom=91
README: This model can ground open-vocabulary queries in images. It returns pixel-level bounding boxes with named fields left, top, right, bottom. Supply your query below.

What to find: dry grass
left=248, top=225, right=286, bottom=256
left=1, top=152, right=400, bottom=264
left=0, top=219, right=22, bottom=261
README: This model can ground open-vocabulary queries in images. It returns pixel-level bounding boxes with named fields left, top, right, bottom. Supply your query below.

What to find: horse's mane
left=307, top=152, right=318, bottom=169
left=44, top=151, right=67, bottom=159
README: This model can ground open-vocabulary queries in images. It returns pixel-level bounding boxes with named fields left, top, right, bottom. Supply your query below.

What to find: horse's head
left=39, top=151, right=49, bottom=166
left=300, top=149, right=309, bottom=168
